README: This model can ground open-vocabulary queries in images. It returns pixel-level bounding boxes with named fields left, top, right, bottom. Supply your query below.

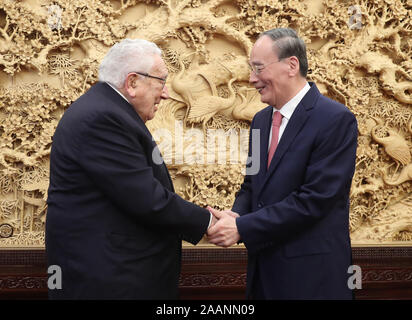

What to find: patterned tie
left=267, top=111, right=282, bottom=169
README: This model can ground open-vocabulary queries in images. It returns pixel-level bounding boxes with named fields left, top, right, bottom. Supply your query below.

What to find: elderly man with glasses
left=46, top=39, right=213, bottom=299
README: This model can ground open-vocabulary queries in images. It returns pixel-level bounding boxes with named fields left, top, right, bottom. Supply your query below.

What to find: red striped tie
left=267, top=111, right=282, bottom=169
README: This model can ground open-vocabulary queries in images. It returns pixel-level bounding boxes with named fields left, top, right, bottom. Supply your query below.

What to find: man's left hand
left=206, top=207, right=240, bottom=247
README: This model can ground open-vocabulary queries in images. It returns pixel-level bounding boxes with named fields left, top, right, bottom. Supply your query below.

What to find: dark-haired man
left=208, top=28, right=358, bottom=299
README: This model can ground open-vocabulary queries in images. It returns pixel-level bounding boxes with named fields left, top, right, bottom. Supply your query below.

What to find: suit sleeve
left=78, top=111, right=210, bottom=245
left=236, top=111, right=358, bottom=253
left=232, top=116, right=256, bottom=215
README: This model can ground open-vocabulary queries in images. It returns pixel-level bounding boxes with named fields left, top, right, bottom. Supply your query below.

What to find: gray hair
left=260, top=28, right=308, bottom=78
left=98, top=38, right=162, bottom=88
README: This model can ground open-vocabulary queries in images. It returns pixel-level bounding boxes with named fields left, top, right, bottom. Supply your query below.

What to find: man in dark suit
left=208, top=28, right=358, bottom=299
left=46, top=39, right=212, bottom=299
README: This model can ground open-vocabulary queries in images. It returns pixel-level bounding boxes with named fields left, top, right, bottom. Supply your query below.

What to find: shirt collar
left=106, top=82, right=130, bottom=104
left=273, top=82, right=311, bottom=120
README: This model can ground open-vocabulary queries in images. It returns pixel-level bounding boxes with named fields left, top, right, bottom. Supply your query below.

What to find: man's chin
left=147, top=113, right=156, bottom=122
left=260, top=96, right=270, bottom=105
left=259, top=94, right=274, bottom=106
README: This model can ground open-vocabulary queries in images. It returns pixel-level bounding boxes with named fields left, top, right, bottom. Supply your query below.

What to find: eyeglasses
left=249, top=59, right=283, bottom=75
left=132, top=72, right=167, bottom=88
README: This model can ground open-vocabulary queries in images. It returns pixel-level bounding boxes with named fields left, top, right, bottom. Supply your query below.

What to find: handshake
left=206, top=206, right=240, bottom=247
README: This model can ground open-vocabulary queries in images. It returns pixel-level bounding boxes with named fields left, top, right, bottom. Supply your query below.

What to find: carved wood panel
left=1, top=248, right=411, bottom=299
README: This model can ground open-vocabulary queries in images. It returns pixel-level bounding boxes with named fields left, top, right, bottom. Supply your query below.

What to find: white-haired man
left=46, top=39, right=212, bottom=299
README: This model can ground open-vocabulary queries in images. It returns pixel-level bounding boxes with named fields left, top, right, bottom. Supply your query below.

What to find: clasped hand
left=206, top=206, right=240, bottom=247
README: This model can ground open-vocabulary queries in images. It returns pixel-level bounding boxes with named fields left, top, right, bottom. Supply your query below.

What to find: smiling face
left=126, top=54, right=169, bottom=122
left=249, top=35, right=291, bottom=109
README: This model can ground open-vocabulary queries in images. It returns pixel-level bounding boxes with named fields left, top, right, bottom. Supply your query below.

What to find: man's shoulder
left=251, top=105, right=272, bottom=123
left=69, top=82, right=109, bottom=107
left=56, top=83, right=134, bottom=140
left=64, top=83, right=131, bottom=121
left=313, top=92, right=355, bottom=122
left=311, top=95, right=357, bottom=138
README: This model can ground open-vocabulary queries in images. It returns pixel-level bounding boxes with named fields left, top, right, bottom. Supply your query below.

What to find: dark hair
left=260, top=28, right=308, bottom=78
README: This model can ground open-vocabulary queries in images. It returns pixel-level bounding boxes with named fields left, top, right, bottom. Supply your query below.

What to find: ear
left=288, top=56, right=300, bottom=77
left=124, top=73, right=139, bottom=97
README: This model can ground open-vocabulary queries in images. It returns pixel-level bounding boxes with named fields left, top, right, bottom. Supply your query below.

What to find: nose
left=161, top=85, right=169, bottom=99
left=249, top=71, right=258, bottom=84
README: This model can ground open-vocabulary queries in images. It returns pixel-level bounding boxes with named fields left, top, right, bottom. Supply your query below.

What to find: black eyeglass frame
left=132, top=71, right=167, bottom=87
left=249, top=59, right=284, bottom=75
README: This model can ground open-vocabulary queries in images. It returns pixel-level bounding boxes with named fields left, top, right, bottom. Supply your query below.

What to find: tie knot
left=272, top=111, right=282, bottom=127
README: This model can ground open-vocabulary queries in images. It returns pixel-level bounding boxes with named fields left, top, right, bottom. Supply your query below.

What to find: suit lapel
left=136, top=118, right=175, bottom=192
left=259, top=83, right=319, bottom=194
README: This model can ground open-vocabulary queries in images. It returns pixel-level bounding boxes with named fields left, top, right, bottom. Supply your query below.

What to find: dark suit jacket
left=233, top=82, right=357, bottom=299
left=46, top=82, right=210, bottom=299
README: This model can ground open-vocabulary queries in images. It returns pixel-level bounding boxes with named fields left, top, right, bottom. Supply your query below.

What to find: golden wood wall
left=0, top=0, right=411, bottom=247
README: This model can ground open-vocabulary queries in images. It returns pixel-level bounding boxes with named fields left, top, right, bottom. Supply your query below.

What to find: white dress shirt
left=268, top=82, right=311, bottom=151
left=106, top=82, right=130, bottom=104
